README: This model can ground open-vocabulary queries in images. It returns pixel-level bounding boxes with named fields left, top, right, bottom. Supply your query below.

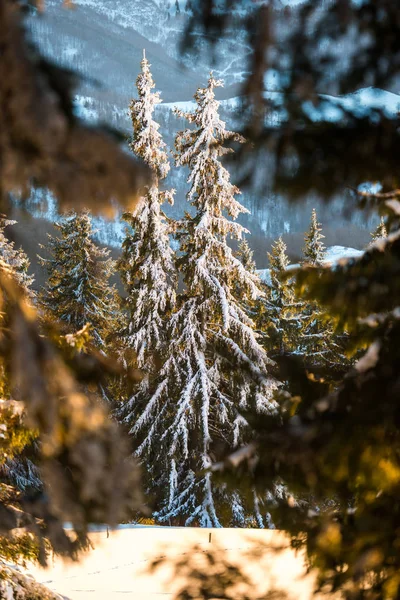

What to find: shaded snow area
left=258, top=245, right=364, bottom=285
left=323, top=245, right=364, bottom=264
left=26, top=526, right=336, bottom=600
left=303, top=87, right=400, bottom=123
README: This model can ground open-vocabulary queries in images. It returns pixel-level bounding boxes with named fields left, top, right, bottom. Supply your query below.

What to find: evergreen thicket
left=255, top=215, right=351, bottom=383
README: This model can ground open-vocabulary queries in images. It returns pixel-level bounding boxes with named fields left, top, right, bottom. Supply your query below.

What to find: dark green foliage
left=39, top=211, right=118, bottom=349
left=257, top=237, right=305, bottom=359
left=255, top=233, right=350, bottom=382
left=299, top=210, right=352, bottom=379
left=224, top=213, right=400, bottom=598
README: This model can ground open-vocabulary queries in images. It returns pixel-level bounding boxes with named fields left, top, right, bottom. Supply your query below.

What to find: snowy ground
left=26, top=526, right=335, bottom=600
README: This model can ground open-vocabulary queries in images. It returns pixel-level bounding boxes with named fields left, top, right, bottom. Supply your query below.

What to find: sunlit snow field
left=26, top=526, right=337, bottom=600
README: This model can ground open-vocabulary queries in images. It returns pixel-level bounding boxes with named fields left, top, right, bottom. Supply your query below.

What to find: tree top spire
left=129, top=52, right=169, bottom=179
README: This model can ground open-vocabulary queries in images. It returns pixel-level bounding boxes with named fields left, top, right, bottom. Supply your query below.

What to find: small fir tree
left=300, top=214, right=351, bottom=378
left=118, top=51, right=176, bottom=373
left=125, top=74, right=279, bottom=527
left=258, top=237, right=305, bottom=358
left=303, top=208, right=326, bottom=266
left=371, top=216, right=387, bottom=241
left=39, top=211, right=118, bottom=350
left=236, top=238, right=256, bottom=274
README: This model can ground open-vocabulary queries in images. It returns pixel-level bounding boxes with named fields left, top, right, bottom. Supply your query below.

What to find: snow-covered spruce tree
left=300, top=212, right=351, bottom=378
left=118, top=51, right=176, bottom=374
left=39, top=211, right=118, bottom=350
left=236, top=238, right=256, bottom=274
left=371, top=216, right=387, bottom=241
left=303, top=208, right=326, bottom=266
left=257, top=237, right=305, bottom=358
left=126, top=74, right=279, bottom=527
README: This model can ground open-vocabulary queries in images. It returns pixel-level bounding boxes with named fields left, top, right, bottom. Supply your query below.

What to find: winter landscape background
left=15, top=0, right=399, bottom=274
left=3, top=2, right=400, bottom=598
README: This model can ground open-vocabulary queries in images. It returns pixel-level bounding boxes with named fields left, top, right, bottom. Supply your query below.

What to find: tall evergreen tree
left=39, top=211, right=118, bottom=350
left=118, top=51, right=176, bottom=373
left=303, top=208, right=326, bottom=266
left=125, top=74, right=279, bottom=527
left=117, top=53, right=176, bottom=510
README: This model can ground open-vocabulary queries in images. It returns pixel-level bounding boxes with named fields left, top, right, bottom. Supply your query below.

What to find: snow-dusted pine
left=300, top=215, right=351, bottom=375
left=303, top=208, right=326, bottom=266
left=118, top=51, right=176, bottom=372
left=39, top=211, right=118, bottom=349
left=257, top=236, right=305, bottom=358
left=236, top=238, right=256, bottom=274
left=127, top=74, right=279, bottom=527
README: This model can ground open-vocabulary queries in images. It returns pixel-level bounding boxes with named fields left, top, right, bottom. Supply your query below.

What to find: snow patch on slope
left=257, top=245, right=364, bottom=286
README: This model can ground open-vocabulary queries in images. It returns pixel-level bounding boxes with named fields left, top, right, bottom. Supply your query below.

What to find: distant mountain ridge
left=23, top=1, right=388, bottom=259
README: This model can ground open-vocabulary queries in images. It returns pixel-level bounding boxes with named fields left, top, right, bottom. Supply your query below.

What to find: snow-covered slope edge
left=258, top=246, right=364, bottom=286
